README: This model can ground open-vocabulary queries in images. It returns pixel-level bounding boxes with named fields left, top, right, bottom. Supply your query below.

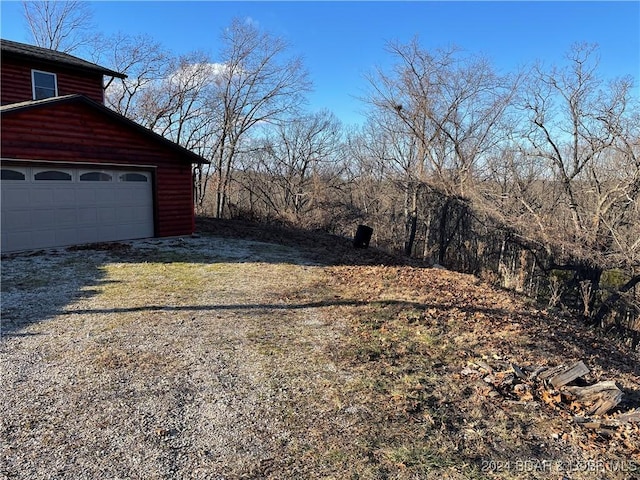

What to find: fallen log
left=564, top=380, right=623, bottom=416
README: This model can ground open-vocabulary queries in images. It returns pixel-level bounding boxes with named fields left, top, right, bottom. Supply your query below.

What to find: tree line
left=22, top=1, right=640, bottom=346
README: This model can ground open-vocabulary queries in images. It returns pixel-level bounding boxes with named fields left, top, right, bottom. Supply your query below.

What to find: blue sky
left=1, top=1, right=638, bottom=126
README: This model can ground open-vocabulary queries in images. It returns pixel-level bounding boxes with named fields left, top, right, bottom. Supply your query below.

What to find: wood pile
left=462, top=359, right=639, bottom=436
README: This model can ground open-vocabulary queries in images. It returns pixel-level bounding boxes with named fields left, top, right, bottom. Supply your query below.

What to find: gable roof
left=1, top=94, right=209, bottom=164
left=1, top=38, right=126, bottom=79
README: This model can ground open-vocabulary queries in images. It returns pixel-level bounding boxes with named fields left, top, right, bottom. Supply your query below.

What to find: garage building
left=1, top=39, right=207, bottom=252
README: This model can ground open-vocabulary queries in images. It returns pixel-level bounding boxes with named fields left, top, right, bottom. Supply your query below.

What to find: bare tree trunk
left=404, top=184, right=418, bottom=256
left=422, top=210, right=432, bottom=261
left=591, top=275, right=640, bottom=327
left=438, top=197, right=451, bottom=265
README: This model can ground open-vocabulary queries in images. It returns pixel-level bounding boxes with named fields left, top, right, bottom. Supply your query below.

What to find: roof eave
left=3, top=51, right=127, bottom=79
left=0, top=39, right=127, bottom=79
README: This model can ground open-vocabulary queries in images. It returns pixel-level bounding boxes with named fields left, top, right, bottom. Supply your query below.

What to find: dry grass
left=1, top=233, right=638, bottom=479
left=323, top=265, right=639, bottom=479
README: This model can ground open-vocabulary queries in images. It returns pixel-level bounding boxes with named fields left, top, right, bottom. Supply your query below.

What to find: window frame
left=33, top=169, right=73, bottom=181
left=119, top=172, right=150, bottom=183
left=31, top=69, right=59, bottom=100
left=79, top=171, right=114, bottom=182
left=0, top=168, right=27, bottom=181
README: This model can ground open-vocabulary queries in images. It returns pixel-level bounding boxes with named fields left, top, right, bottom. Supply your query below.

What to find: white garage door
left=1, top=166, right=154, bottom=252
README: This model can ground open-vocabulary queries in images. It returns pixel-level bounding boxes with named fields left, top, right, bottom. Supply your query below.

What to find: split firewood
left=616, top=409, right=640, bottom=424
left=529, top=366, right=548, bottom=382
left=469, top=359, right=632, bottom=422
left=538, top=365, right=567, bottom=382
left=574, top=409, right=640, bottom=429
left=564, top=380, right=623, bottom=416
left=548, top=361, right=590, bottom=389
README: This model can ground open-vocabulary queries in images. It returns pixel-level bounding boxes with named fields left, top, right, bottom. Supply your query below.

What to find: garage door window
left=34, top=170, right=73, bottom=181
left=1, top=169, right=26, bottom=181
left=80, top=171, right=113, bottom=181
left=119, top=173, right=148, bottom=182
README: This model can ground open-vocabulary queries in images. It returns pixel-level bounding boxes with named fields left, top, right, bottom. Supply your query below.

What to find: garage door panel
left=1, top=167, right=155, bottom=252
left=95, top=189, right=117, bottom=205
left=55, top=228, right=78, bottom=245
left=97, top=225, right=123, bottom=242
left=98, top=207, right=117, bottom=223
left=3, top=186, right=29, bottom=205
left=114, top=224, right=152, bottom=240
left=117, top=207, right=151, bottom=223
left=53, top=189, right=76, bottom=206
left=31, top=209, right=58, bottom=228
left=128, top=188, right=152, bottom=204
left=55, top=208, right=78, bottom=225
left=2, top=231, right=33, bottom=252
left=1, top=209, right=32, bottom=230
left=117, top=209, right=134, bottom=222
left=31, top=230, right=58, bottom=248
left=132, top=205, right=153, bottom=223
left=78, top=207, right=98, bottom=224
left=29, top=188, right=55, bottom=206
left=76, top=188, right=97, bottom=204
left=114, top=189, right=135, bottom=205
left=76, top=227, right=99, bottom=244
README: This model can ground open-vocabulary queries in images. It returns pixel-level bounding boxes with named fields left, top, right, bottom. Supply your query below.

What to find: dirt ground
left=1, top=221, right=638, bottom=479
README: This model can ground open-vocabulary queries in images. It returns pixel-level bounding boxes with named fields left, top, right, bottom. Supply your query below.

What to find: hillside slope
left=200, top=217, right=640, bottom=477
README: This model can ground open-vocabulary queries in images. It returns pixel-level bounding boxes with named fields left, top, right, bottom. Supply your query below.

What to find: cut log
left=616, top=409, right=640, bottom=424
left=574, top=409, right=639, bottom=429
left=529, top=366, right=549, bottom=381
left=564, top=380, right=623, bottom=416
left=538, top=365, right=565, bottom=381
left=548, top=361, right=590, bottom=388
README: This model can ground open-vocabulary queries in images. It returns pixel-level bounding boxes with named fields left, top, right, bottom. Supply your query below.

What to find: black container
left=353, top=225, right=373, bottom=249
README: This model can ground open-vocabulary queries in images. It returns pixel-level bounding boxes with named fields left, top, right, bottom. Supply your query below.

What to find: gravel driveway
left=1, top=237, right=354, bottom=479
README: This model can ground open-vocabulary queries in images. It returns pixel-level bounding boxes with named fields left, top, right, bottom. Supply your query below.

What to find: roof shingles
left=1, top=38, right=126, bottom=79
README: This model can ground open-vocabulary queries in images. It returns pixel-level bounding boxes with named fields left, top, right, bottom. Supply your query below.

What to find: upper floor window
left=32, top=70, right=58, bottom=100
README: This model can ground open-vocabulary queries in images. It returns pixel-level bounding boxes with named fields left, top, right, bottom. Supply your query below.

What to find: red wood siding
left=1, top=57, right=105, bottom=105
left=1, top=102, right=195, bottom=237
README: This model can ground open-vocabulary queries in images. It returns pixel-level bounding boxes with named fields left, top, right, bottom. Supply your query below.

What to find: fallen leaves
left=326, top=261, right=640, bottom=473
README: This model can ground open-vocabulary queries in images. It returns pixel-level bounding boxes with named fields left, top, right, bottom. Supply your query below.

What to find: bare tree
left=98, top=34, right=171, bottom=121
left=363, top=38, right=517, bottom=257
left=245, top=110, right=342, bottom=222
left=95, top=41, right=223, bottom=210
left=516, top=44, right=639, bottom=271
left=357, top=113, right=423, bottom=255
left=135, top=53, right=219, bottom=151
left=365, top=39, right=517, bottom=197
left=480, top=43, right=640, bottom=328
left=341, top=125, right=394, bottom=233
left=195, top=18, right=312, bottom=218
left=22, top=0, right=95, bottom=53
